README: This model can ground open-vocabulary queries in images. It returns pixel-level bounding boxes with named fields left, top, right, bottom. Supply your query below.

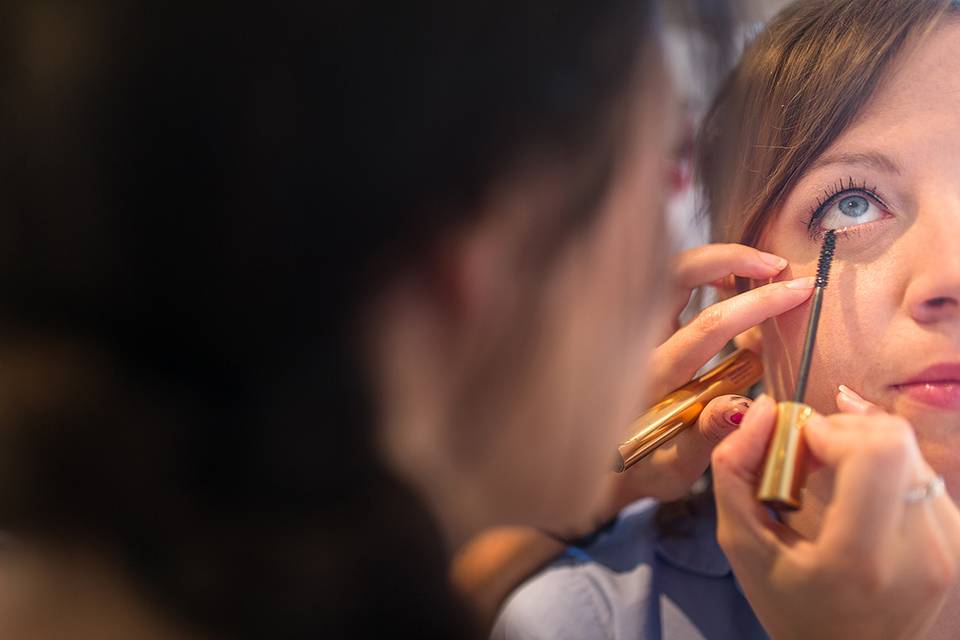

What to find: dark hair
left=0, top=2, right=677, bottom=637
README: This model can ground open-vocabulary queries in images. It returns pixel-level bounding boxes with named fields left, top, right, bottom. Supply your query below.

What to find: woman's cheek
left=759, top=307, right=808, bottom=402
left=759, top=296, right=867, bottom=415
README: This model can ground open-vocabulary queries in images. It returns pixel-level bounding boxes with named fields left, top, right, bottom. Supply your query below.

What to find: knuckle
left=853, top=560, right=893, bottom=595
left=882, top=416, right=913, bottom=439
left=753, top=282, right=775, bottom=302
left=921, top=547, right=957, bottom=596
left=867, top=441, right=909, bottom=472
left=940, top=554, right=958, bottom=589
left=711, top=443, right=733, bottom=470
left=718, top=243, right=743, bottom=261
left=695, top=305, right=725, bottom=335
left=700, top=411, right=731, bottom=445
left=797, top=553, right=836, bottom=586
left=817, top=549, right=890, bottom=594
left=863, top=421, right=913, bottom=466
left=715, top=527, right=740, bottom=556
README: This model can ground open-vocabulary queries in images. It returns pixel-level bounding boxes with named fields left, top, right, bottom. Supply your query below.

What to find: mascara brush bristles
left=815, top=230, right=837, bottom=287
left=793, top=230, right=837, bottom=403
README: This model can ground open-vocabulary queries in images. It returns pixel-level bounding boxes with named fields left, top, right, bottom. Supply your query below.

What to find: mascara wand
left=757, top=230, right=837, bottom=510
left=794, top=230, right=837, bottom=402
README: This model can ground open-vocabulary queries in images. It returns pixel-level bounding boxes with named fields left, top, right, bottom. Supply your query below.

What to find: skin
left=373, top=57, right=678, bottom=547
left=736, top=19, right=960, bottom=640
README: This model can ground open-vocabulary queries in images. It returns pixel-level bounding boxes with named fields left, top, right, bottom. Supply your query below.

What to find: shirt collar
left=653, top=496, right=733, bottom=578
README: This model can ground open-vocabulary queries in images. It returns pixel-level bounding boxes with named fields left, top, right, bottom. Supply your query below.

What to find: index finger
left=650, top=277, right=813, bottom=395
left=675, top=243, right=788, bottom=291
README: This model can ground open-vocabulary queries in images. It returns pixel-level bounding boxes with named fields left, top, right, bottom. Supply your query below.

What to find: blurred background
left=664, top=0, right=792, bottom=253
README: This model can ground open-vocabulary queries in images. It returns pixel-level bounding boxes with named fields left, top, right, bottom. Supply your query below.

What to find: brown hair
left=698, top=0, right=958, bottom=247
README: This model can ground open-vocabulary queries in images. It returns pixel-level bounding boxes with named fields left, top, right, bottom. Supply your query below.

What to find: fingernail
left=838, top=384, right=864, bottom=402
left=724, top=396, right=752, bottom=426
left=784, top=276, right=816, bottom=290
left=837, top=384, right=872, bottom=412
left=758, top=252, right=788, bottom=271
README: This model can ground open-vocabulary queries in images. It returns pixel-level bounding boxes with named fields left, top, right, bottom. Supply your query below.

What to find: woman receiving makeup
left=494, top=1, right=960, bottom=639
left=709, top=1, right=960, bottom=638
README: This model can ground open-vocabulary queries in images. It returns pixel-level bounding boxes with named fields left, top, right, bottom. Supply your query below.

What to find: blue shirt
left=491, top=498, right=769, bottom=640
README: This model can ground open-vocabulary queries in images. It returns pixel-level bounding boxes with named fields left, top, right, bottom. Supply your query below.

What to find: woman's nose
left=905, top=224, right=960, bottom=325
left=910, top=292, right=960, bottom=324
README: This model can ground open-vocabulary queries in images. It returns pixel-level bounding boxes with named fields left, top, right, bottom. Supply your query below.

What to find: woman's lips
left=895, top=382, right=960, bottom=409
left=894, top=363, right=960, bottom=410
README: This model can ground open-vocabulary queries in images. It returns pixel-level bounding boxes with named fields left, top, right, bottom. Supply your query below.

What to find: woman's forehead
left=835, top=21, right=960, bottom=142
left=794, top=20, right=960, bottom=193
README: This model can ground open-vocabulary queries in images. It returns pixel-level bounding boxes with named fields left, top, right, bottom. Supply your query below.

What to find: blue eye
left=837, top=195, right=869, bottom=218
left=816, top=191, right=885, bottom=231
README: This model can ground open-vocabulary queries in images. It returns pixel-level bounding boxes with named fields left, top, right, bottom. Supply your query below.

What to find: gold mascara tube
left=615, top=348, right=763, bottom=473
left=757, top=230, right=837, bottom=510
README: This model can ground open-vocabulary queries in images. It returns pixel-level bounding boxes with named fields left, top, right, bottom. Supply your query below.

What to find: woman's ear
left=421, top=217, right=522, bottom=330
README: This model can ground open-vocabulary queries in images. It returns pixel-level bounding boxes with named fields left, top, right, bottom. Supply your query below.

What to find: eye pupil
left=838, top=195, right=869, bottom=217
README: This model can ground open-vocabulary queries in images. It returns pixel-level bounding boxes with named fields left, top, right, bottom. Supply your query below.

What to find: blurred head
left=699, top=0, right=960, bottom=492
left=344, top=0, right=741, bottom=544
left=0, top=1, right=723, bottom=637
left=369, top=19, right=677, bottom=541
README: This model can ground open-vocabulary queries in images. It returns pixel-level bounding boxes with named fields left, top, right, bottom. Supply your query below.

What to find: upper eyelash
left=804, top=176, right=889, bottom=238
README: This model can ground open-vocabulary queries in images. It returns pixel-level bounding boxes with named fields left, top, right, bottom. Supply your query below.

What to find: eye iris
left=838, top=195, right=869, bottom=218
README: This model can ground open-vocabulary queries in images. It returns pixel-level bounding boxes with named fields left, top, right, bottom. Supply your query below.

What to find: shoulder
left=491, top=496, right=770, bottom=640
left=491, top=500, right=660, bottom=640
left=491, top=561, right=619, bottom=640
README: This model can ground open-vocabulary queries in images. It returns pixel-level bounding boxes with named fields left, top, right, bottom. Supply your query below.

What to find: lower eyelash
left=808, top=222, right=866, bottom=242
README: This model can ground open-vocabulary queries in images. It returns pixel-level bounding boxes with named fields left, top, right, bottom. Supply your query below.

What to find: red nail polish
left=728, top=412, right=744, bottom=425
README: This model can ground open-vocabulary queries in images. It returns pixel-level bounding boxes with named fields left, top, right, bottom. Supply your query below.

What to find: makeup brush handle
left=615, top=349, right=763, bottom=472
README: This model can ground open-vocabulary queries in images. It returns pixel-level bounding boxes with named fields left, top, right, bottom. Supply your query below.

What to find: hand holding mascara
left=757, top=230, right=837, bottom=510
left=611, top=243, right=818, bottom=486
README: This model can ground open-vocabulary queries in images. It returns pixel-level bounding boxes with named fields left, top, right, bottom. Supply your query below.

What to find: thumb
left=711, top=394, right=784, bottom=542
left=699, top=394, right=752, bottom=444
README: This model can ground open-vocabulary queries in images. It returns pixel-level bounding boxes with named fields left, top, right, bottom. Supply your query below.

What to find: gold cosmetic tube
left=757, top=401, right=816, bottom=510
left=615, top=349, right=763, bottom=473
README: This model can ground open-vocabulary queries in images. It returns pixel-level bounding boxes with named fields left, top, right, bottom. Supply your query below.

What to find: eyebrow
left=809, top=151, right=902, bottom=175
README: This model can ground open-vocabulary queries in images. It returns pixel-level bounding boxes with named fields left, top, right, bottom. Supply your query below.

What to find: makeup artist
left=0, top=1, right=955, bottom=639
